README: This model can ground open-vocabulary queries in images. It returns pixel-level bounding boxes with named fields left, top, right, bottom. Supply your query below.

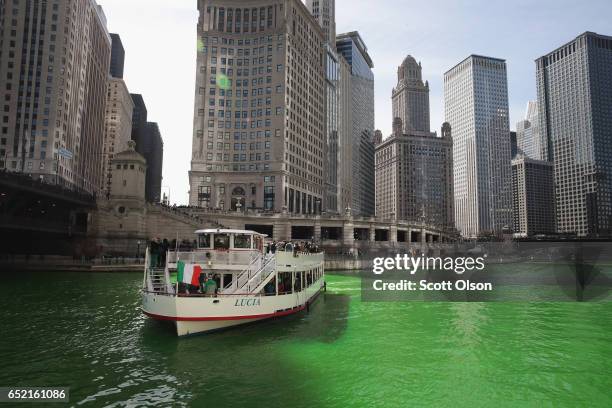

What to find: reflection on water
left=0, top=271, right=610, bottom=407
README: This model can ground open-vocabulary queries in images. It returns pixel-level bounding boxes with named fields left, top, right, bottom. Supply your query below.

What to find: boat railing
left=167, top=250, right=257, bottom=266
left=242, top=256, right=277, bottom=294
left=222, top=253, right=263, bottom=294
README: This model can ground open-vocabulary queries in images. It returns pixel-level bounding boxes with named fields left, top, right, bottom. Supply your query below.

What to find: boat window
left=214, top=234, right=230, bottom=250
left=198, top=234, right=211, bottom=249
left=234, top=234, right=252, bottom=249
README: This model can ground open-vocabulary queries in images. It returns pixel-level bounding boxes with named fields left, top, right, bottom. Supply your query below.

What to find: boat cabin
left=194, top=229, right=266, bottom=253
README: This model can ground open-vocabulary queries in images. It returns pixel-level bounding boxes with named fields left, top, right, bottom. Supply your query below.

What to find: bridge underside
left=0, top=172, right=94, bottom=256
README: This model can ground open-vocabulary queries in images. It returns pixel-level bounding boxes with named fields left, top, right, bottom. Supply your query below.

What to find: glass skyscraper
left=336, top=31, right=375, bottom=217
left=516, top=101, right=544, bottom=161
left=536, top=32, right=612, bottom=237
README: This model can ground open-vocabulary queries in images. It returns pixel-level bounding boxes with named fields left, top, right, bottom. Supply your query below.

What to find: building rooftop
left=444, top=54, right=506, bottom=75
left=535, top=31, right=612, bottom=61
left=336, top=31, right=374, bottom=68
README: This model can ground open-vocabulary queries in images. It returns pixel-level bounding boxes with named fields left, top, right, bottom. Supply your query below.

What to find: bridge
left=180, top=207, right=457, bottom=249
left=0, top=171, right=95, bottom=255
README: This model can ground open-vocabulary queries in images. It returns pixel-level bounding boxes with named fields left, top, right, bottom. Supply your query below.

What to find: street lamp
left=137, top=241, right=141, bottom=260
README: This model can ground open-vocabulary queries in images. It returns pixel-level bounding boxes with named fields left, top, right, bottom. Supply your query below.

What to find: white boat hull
left=143, top=276, right=325, bottom=336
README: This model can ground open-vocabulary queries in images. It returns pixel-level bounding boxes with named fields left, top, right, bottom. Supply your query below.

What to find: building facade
left=375, top=118, right=453, bottom=228
left=102, top=78, right=134, bottom=195
left=337, top=56, right=353, bottom=213
left=511, top=156, right=555, bottom=236
left=322, top=46, right=340, bottom=213
left=128, top=94, right=163, bottom=203
left=109, top=33, right=125, bottom=79
left=536, top=32, right=612, bottom=237
left=444, top=55, right=513, bottom=237
left=304, top=0, right=335, bottom=46
left=510, top=131, right=518, bottom=158
left=516, top=101, right=543, bottom=160
left=392, top=56, right=430, bottom=133
left=130, top=93, right=148, bottom=151
left=142, top=122, right=163, bottom=203
left=189, top=0, right=326, bottom=215
left=336, top=31, right=375, bottom=216
left=0, top=0, right=111, bottom=195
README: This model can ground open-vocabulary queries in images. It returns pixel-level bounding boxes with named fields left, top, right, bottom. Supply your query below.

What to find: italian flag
left=177, top=261, right=202, bottom=285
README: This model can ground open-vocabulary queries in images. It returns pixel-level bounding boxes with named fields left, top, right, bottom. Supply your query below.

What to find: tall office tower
left=510, top=131, right=518, bottom=158
left=536, top=32, right=612, bottom=237
left=444, top=55, right=513, bottom=238
left=305, top=0, right=335, bottom=46
left=358, top=131, right=376, bottom=216
left=102, top=78, right=134, bottom=195
left=129, top=94, right=163, bottom=203
left=306, top=0, right=344, bottom=213
left=511, top=156, right=555, bottom=236
left=189, top=0, right=326, bottom=214
left=321, top=46, right=340, bottom=213
left=0, top=0, right=111, bottom=195
left=336, top=31, right=375, bottom=216
left=130, top=94, right=148, bottom=151
left=142, top=122, right=164, bottom=203
left=109, top=33, right=125, bottom=79
left=337, top=57, right=353, bottom=213
left=102, top=32, right=131, bottom=195
left=516, top=101, right=543, bottom=160
left=375, top=117, right=454, bottom=227
left=392, top=56, right=430, bottom=133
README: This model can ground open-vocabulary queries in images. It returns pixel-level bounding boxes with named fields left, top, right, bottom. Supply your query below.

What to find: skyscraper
left=536, top=32, right=612, bottom=237
left=189, top=0, right=326, bottom=214
left=336, top=31, right=375, bottom=216
left=128, top=94, right=163, bottom=203
left=375, top=119, right=454, bottom=228
left=376, top=56, right=453, bottom=228
left=321, top=46, right=340, bottom=213
left=510, top=131, right=518, bottom=158
left=143, top=122, right=164, bottom=203
left=444, top=55, right=513, bottom=238
left=511, top=155, right=555, bottom=237
left=392, top=56, right=430, bottom=133
left=337, top=57, right=353, bottom=213
left=306, top=0, right=341, bottom=214
left=516, top=101, right=543, bottom=160
left=0, top=0, right=111, bottom=195
left=305, top=0, right=336, bottom=46
left=102, top=78, right=134, bottom=195
left=102, top=32, right=132, bottom=195
left=109, top=33, right=125, bottom=79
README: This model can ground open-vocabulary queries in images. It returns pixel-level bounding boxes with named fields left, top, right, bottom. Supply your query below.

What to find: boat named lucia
left=142, top=229, right=325, bottom=336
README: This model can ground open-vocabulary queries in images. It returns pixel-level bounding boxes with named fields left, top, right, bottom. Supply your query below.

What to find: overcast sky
left=97, top=0, right=612, bottom=205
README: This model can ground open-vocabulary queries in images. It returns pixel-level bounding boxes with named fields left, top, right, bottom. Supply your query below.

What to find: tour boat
left=142, top=229, right=325, bottom=336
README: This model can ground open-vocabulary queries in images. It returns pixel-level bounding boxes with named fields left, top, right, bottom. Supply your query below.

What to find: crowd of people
left=265, top=240, right=321, bottom=255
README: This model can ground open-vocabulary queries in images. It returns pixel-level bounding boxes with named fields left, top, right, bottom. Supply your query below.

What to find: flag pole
left=175, top=231, right=179, bottom=295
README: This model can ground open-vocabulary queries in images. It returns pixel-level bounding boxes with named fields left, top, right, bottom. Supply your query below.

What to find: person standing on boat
left=160, top=239, right=169, bottom=267
left=149, top=238, right=160, bottom=268
left=198, top=270, right=206, bottom=293
left=205, top=275, right=217, bottom=296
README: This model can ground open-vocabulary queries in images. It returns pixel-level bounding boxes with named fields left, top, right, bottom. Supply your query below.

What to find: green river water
left=0, top=272, right=610, bottom=407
